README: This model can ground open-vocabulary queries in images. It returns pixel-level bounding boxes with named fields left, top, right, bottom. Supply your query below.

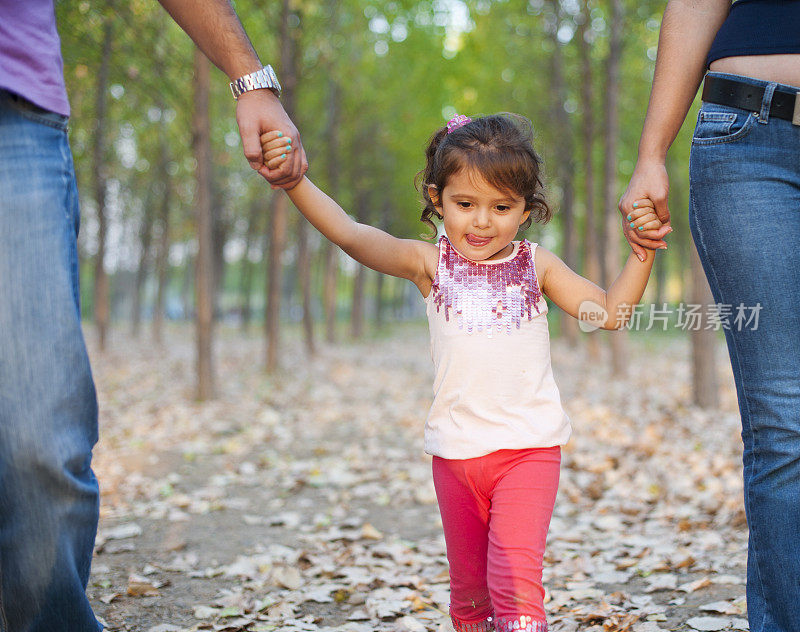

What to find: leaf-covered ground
left=86, top=324, right=748, bottom=632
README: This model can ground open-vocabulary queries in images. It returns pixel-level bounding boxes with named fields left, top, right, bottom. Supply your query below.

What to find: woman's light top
left=423, top=236, right=571, bottom=459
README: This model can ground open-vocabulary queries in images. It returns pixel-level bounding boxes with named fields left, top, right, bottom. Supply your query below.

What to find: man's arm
left=156, top=0, right=308, bottom=188
left=618, top=0, right=730, bottom=258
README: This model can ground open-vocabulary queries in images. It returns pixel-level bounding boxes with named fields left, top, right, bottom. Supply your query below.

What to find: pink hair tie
left=446, top=114, right=472, bottom=134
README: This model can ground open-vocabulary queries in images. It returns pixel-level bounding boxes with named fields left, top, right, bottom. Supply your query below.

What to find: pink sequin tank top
left=423, top=236, right=571, bottom=459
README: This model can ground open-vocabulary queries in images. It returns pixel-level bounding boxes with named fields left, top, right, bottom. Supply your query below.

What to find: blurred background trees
left=57, top=0, right=713, bottom=400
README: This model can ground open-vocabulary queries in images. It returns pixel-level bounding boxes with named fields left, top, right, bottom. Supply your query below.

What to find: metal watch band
left=230, top=65, right=281, bottom=100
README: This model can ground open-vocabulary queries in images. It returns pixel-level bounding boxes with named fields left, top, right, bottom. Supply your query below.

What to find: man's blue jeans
left=0, top=90, right=101, bottom=631
left=690, top=72, right=800, bottom=632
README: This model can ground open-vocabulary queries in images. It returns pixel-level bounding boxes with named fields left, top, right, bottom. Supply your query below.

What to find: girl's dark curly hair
left=415, top=113, right=552, bottom=237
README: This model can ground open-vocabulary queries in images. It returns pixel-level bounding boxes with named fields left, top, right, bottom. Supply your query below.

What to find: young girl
left=262, top=113, right=663, bottom=632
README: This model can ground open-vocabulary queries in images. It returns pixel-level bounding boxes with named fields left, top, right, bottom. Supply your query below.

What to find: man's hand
left=619, top=159, right=673, bottom=261
left=235, top=89, right=308, bottom=189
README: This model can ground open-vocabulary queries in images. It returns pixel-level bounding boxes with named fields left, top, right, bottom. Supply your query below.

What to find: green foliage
left=57, top=0, right=690, bottom=326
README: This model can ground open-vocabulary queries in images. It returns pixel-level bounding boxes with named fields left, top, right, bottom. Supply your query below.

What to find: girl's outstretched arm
left=261, top=132, right=437, bottom=295
left=537, top=204, right=662, bottom=330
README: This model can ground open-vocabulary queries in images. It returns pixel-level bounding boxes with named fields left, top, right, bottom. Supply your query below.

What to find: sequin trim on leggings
left=450, top=614, right=495, bottom=632
left=494, top=615, right=548, bottom=632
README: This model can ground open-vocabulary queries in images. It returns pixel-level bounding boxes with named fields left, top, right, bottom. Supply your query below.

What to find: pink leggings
left=432, top=447, right=560, bottom=632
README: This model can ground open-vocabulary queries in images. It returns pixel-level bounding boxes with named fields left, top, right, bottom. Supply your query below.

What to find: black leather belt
left=702, top=75, right=800, bottom=126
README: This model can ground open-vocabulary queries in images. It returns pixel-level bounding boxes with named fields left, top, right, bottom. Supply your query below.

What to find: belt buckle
left=794, top=91, right=800, bottom=126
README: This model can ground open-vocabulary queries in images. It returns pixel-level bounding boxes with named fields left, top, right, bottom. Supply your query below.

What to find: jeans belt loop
left=758, top=83, right=777, bottom=124
left=793, top=90, right=800, bottom=126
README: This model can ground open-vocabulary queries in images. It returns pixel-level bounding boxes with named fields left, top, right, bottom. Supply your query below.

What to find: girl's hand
left=260, top=131, right=293, bottom=171
left=622, top=198, right=666, bottom=246
left=619, top=162, right=672, bottom=259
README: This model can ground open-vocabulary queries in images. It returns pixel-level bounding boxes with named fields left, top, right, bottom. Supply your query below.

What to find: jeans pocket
left=692, top=106, right=757, bottom=146
left=2, top=91, right=68, bottom=131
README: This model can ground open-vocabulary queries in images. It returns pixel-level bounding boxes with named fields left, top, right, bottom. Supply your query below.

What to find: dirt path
left=86, top=325, right=748, bottom=632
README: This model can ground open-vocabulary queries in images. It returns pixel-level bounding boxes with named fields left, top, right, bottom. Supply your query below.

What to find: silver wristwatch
left=230, top=65, right=281, bottom=100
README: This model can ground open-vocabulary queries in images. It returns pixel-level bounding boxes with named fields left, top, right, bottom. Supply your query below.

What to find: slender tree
left=291, top=14, right=314, bottom=356
left=602, top=0, right=626, bottom=374
left=547, top=0, right=578, bottom=344
left=690, top=245, right=719, bottom=407
left=322, top=74, right=342, bottom=343
left=350, top=188, right=369, bottom=339
left=239, top=198, right=262, bottom=330
left=265, top=0, right=299, bottom=372
left=265, top=193, right=288, bottom=371
left=193, top=49, right=215, bottom=399
left=578, top=0, right=602, bottom=359
left=151, top=170, right=171, bottom=346
left=131, top=183, right=155, bottom=337
left=93, top=15, right=113, bottom=350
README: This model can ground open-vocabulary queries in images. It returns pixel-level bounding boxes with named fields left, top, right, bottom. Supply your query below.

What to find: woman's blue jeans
left=0, top=90, right=101, bottom=631
left=690, top=72, right=800, bottom=632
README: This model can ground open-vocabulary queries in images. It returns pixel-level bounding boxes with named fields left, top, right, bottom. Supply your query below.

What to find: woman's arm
left=537, top=243, right=656, bottom=331
left=619, top=0, right=731, bottom=258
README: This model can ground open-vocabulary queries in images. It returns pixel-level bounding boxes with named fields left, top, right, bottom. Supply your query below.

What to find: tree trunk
left=181, top=254, right=193, bottom=321
left=265, top=194, right=288, bottom=372
left=603, top=0, right=625, bottom=375
left=297, top=217, right=315, bottom=355
left=350, top=190, right=368, bottom=339
left=691, top=244, right=719, bottom=408
left=211, top=188, right=228, bottom=320
left=264, top=0, right=300, bottom=371
left=152, top=180, right=171, bottom=346
left=322, top=30, right=341, bottom=343
left=578, top=0, right=601, bottom=360
left=131, top=196, right=154, bottom=338
left=239, top=199, right=262, bottom=331
left=548, top=0, right=578, bottom=345
left=373, top=203, right=391, bottom=329
left=323, top=242, right=339, bottom=342
left=655, top=246, right=668, bottom=305
left=93, top=17, right=113, bottom=351
left=374, top=272, right=385, bottom=329
left=151, top=48, right=171, bottom=347
left=351, top=266, right=366, bottom=339
left=193, top=50, right=214, bottom=399
left=291, top=10, right=313, bottom=355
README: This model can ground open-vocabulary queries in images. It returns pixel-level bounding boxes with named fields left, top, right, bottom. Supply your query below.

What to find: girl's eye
left=457, top=202, right=472, bottom=209
left=495, top=206, right=510, bottom=212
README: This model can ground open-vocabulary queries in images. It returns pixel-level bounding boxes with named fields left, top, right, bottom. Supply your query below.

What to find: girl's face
left=432, top=169, right=530, bottom=261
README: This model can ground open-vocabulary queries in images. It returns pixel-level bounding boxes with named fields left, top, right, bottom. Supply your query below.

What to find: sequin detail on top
left=430, top=236, right=544, bottom=336
left=494, top=615, right=548, bottom=632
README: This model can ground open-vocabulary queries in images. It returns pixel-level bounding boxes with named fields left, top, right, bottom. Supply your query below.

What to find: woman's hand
left=619, top=160, right=673, bottom=260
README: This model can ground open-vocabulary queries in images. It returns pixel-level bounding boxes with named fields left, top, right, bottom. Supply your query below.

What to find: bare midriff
left=709, top=54, right=800, bottom=89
